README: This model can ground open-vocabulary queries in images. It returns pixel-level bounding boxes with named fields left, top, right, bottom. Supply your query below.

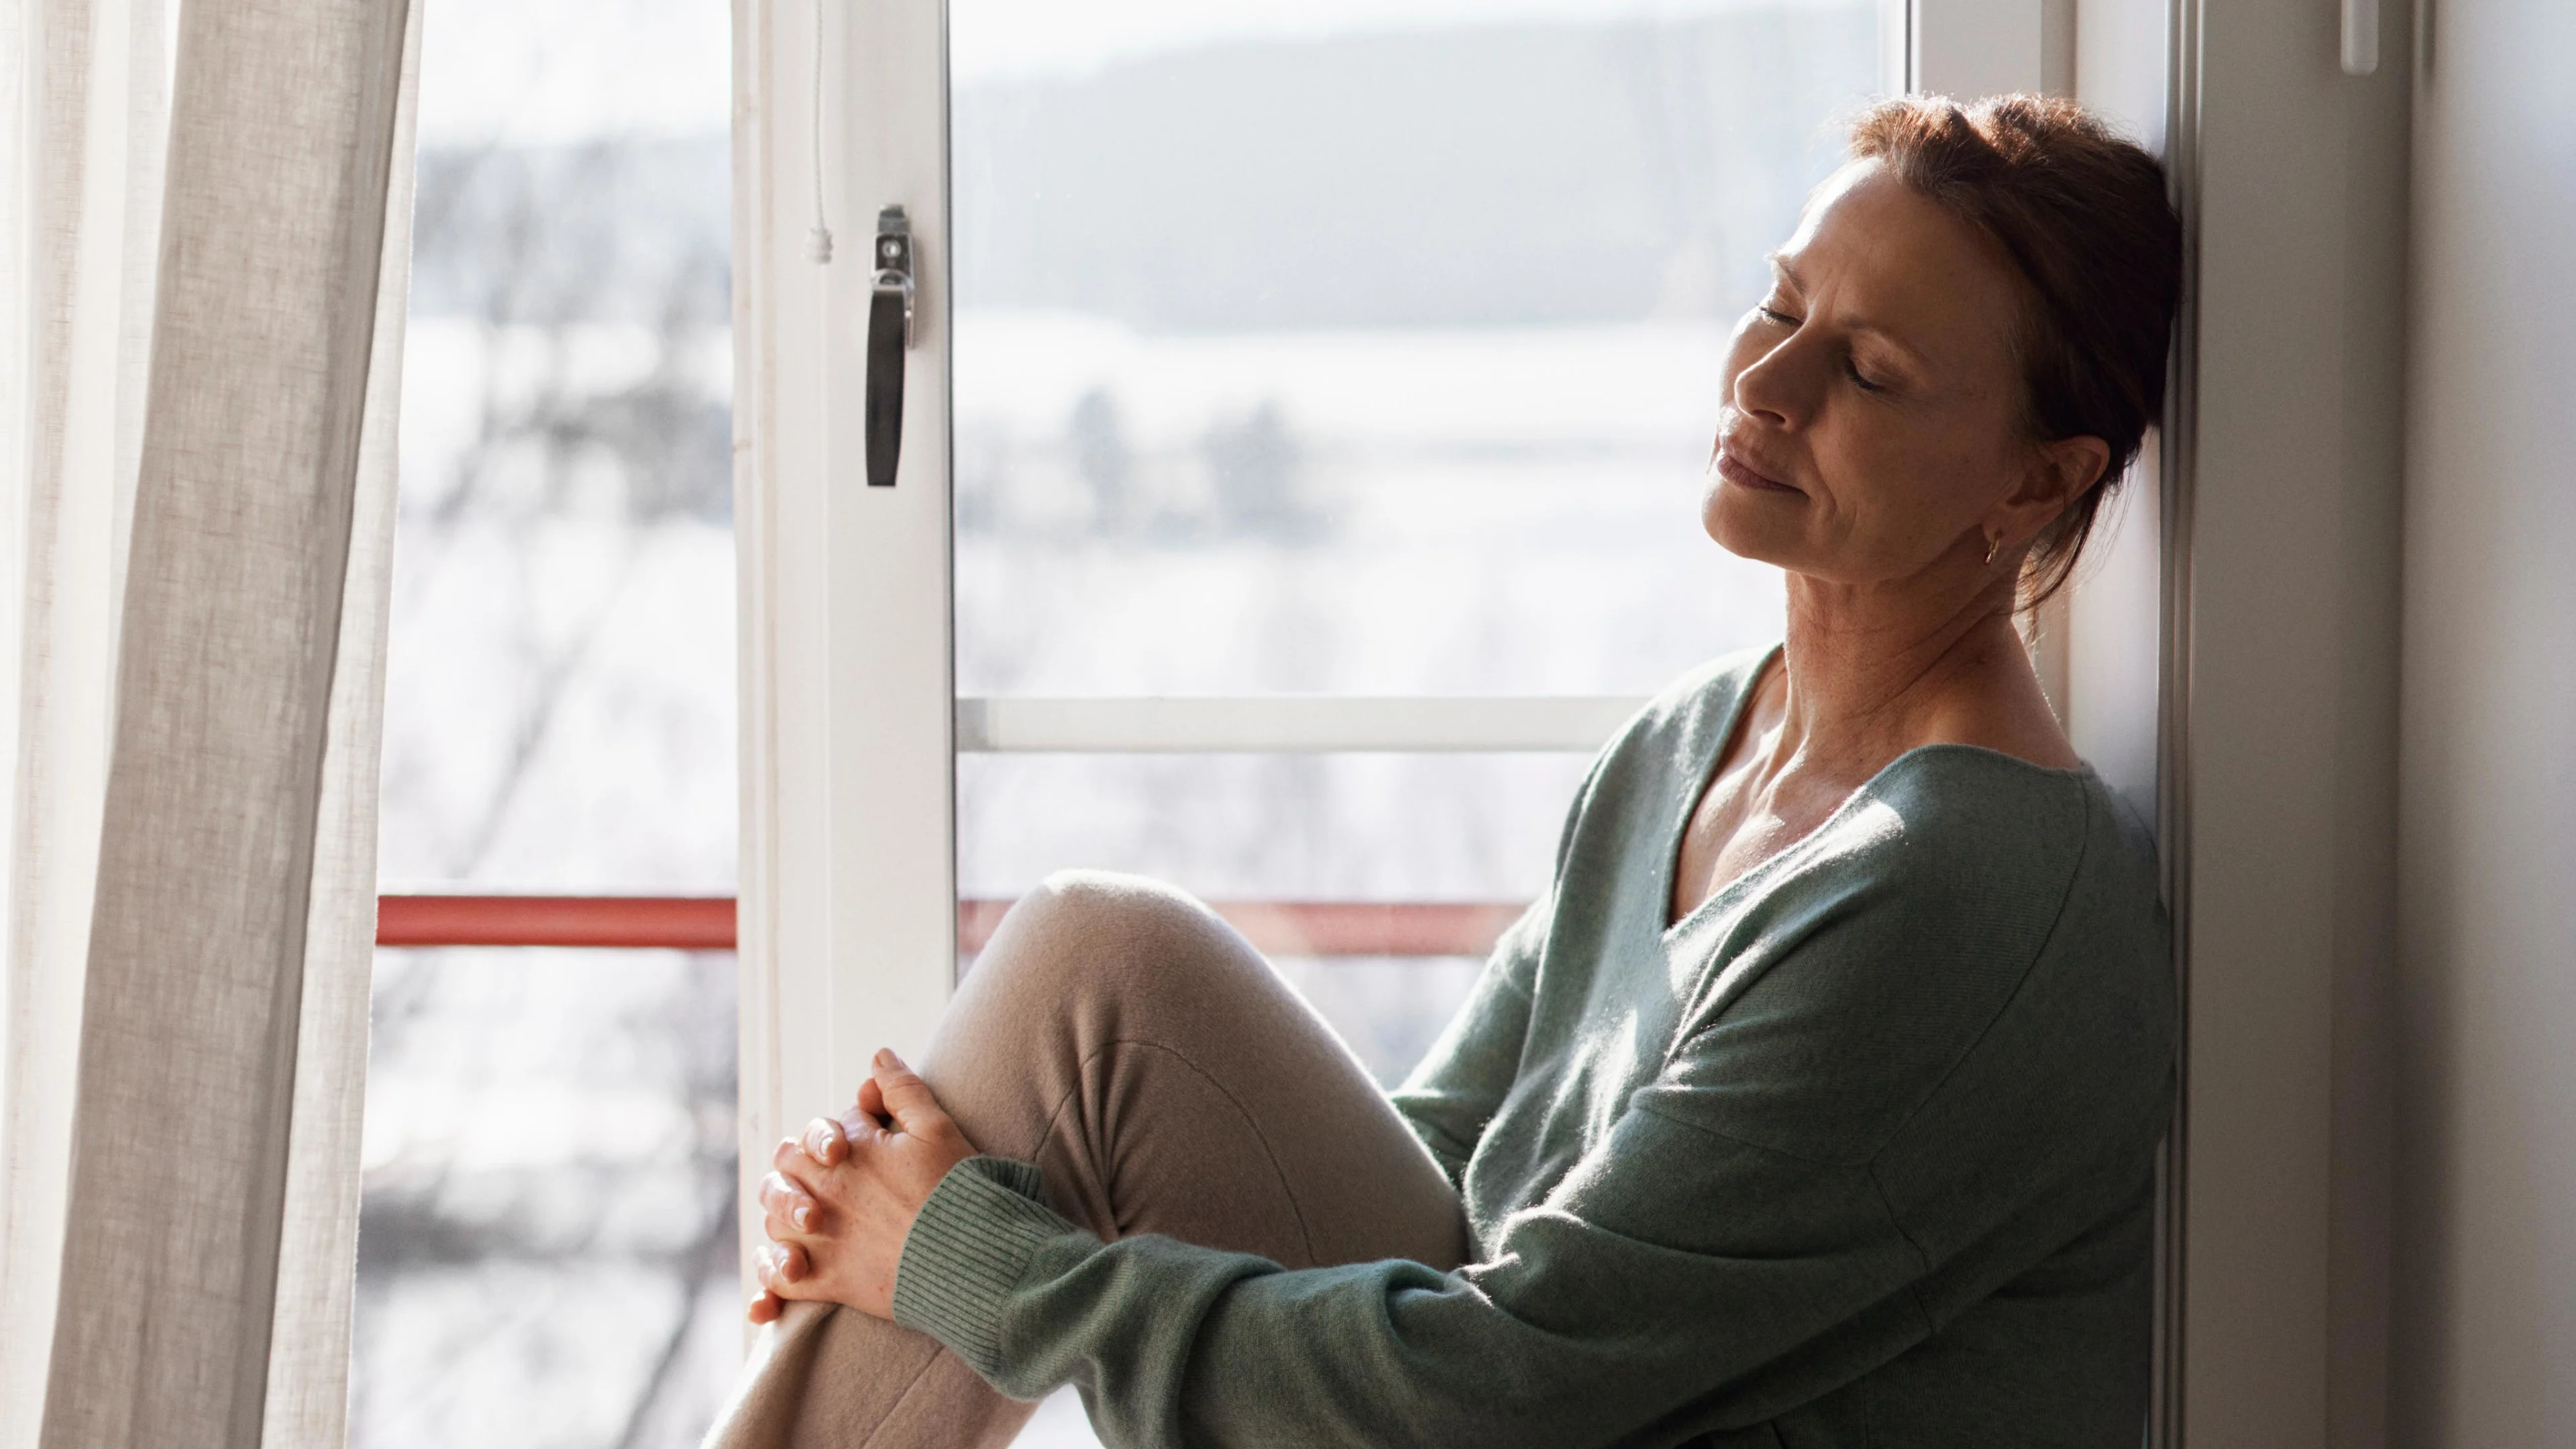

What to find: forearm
left=894, top=1167, right=1558, bottom=1448
left=889, top=1124, right=1924, bottom=1449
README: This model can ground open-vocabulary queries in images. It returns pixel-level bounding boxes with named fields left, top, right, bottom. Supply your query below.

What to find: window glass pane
left=362, top=0, right=735, bottom=1445
left=952, top=0, right=1884, bottom=697
left=961, top=752, right=1590, bottom=903
left=961, top=751, right=1594, bottom=1083
left=356, top=949, right=739, bottom=1449
left=380, top=0, right=735, bottom=896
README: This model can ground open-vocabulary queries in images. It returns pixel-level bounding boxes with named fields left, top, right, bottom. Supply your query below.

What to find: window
left=357, top=1, right=741, bottom=1444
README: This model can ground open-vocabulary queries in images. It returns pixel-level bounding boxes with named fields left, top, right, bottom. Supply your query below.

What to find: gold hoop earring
left=1983, top=534, right=2002, bottom=568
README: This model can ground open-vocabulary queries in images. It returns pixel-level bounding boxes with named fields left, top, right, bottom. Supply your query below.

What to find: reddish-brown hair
left=1849, top=94, right=2182, bottom=606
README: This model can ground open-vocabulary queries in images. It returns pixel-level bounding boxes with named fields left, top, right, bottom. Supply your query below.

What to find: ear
left=1989, top=434, right=2111, bottom=545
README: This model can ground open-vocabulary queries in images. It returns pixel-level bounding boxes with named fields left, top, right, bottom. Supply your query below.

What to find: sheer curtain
left=0, top=0, right=418, bottom=1443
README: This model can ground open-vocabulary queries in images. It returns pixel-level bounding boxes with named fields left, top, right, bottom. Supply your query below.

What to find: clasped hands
left=749, top=1048, right=978, bottom=1323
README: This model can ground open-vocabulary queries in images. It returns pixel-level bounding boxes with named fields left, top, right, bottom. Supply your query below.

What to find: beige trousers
left=701, top=871, right=1471, bottom=1449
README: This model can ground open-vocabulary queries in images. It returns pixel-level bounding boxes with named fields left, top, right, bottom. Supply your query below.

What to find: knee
left=1028, top=869, right=1204, bottom=932
left=1000, top=871, right=1210, bottom=962
left=932, top=872, right=1291, bottom=1110
left=940, top=872, right=1235, bottom=1066
left=967, top=870, right=1221, bottom=999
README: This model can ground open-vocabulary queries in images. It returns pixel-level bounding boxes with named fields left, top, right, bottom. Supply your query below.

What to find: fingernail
left=806, top=1127, right=830, bottom=1158
left=792, top=1203, right=812, bottom=1230
left=874, top=1048, right=896, bottom=1069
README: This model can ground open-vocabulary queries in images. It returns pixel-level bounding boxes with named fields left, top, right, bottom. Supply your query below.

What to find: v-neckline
left=1655, top=645, right=2101, bottom=939
left=1659, top=644, right=1784, bottom=934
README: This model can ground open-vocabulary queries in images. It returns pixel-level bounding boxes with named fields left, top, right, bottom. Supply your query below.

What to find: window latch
left=866, top=205, right=915, bottom=487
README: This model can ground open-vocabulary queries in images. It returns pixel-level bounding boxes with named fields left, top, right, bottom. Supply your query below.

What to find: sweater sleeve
left=1385, top=892, right=1544, bottom=1184
left=896, top=1104, right=1916, bottom=1448
left=889, top=863, right=2171, bottom=1449
left=1385, top=730, right=1613, bottom=1185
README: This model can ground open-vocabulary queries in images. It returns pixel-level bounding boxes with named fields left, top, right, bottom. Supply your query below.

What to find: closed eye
left=1843, top=357, right=1887, bottom=393
left=1755, top=305, right=1799, bottom=327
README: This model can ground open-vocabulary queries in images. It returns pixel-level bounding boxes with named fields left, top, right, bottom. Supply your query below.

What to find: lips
left=1715, top=440, right=1803, bottom=494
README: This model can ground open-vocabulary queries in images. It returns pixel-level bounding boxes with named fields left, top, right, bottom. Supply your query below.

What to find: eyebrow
left=1764, top=254, right=1933, bottom=370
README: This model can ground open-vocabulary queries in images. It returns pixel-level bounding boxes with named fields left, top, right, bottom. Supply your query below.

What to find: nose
left=1729, top=327, right=1813, bottom=432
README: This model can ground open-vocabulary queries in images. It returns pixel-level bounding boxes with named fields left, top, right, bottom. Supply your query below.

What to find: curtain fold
left=0, top=0, right=417, bottom=1442
left=262, top=0, right=418, bottom=1436
left=1, top=0, right=178, bottom=1438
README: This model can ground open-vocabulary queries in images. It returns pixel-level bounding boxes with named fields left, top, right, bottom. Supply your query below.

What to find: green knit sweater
left=892, top=647, right=2176, bottom=1448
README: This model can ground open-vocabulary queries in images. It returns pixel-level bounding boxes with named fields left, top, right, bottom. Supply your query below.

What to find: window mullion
left=735, top=0, right=955, bottom=1246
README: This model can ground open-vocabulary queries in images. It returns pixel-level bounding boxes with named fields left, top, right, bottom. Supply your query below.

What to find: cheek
left=1784, top=413, right=1991, bottom=573
left=1815, top=424, right=1927, bottom=529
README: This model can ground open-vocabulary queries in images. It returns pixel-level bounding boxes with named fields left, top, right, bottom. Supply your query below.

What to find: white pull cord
left=807, top=0, right=834, bottom=262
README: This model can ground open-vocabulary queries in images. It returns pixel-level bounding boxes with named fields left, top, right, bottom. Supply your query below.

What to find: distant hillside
left=409, top=8, right=1878, bottom=331
left=955, top=9, right=1879, bottom=330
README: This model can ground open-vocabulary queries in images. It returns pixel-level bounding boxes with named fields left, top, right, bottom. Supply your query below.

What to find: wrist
left=890, top=1156, right=1065, bottom=1373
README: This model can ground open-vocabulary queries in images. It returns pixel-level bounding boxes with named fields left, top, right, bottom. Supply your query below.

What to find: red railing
left=377, top=895, right=737, bottom=951
left=376, top=895, right=1521, bottom=959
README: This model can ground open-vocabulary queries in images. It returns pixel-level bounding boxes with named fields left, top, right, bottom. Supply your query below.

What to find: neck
left=1768, top=571, right=2041, bottom=777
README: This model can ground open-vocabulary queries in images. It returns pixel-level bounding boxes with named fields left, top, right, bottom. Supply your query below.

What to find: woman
left=712, top=93, right=2182, bottom=1449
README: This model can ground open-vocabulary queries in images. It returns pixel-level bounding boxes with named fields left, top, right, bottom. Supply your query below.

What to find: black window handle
left=866, top=206, right=914, bottom=487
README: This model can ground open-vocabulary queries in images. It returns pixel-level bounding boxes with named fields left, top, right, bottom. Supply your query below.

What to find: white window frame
left=731, top=0, right=956, bottom=1277
left=731, top=3, right=2412, bottom=1445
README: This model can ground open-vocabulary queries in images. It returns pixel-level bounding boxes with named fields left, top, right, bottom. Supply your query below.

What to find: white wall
left=2061, top=0, right=2165, bottom=826
left=2396, top=1, right=2576, bottom=1442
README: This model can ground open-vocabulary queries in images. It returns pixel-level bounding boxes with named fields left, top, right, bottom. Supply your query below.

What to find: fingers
left=771, top=1135, right=826, bottom=1182
left=854, top=1075, right=886, bottom=1124
left=747, top=1288, right=783, bottom=1324
left=753, top=1240, right=810, bottom=1297
left=802, top=1115, right=849, bottom=1166
left=759, top=1171, right=818, bottom=1237
left=868, top=1049, right=951, bottom=1138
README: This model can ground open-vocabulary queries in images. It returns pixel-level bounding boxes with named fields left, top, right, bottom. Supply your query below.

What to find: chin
left=1701, top=488, right=1796, bottom=567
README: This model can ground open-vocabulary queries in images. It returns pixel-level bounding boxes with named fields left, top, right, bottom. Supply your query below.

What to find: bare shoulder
left=1951, top=709, right=2082, bottom=771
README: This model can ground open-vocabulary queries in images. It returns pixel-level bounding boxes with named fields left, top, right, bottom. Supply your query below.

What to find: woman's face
left=1703, top=160, right=2104, bottom=591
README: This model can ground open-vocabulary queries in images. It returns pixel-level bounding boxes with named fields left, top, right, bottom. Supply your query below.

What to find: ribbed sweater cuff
left=892, top=1155, right=1069, bottom=1375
